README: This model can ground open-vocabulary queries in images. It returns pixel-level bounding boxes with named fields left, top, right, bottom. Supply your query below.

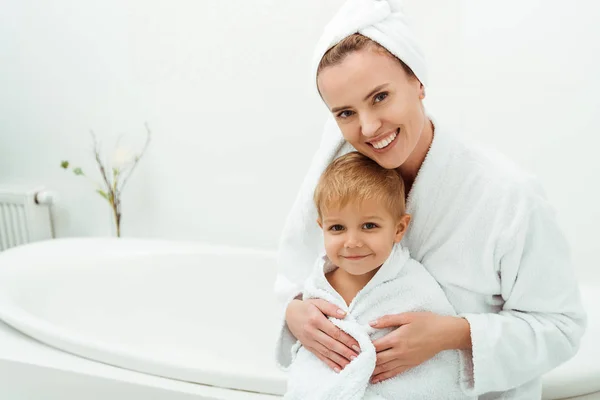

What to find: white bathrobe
left=285, top=245, right=475, bottom=400
left=275, top=118, right=587, bottom=399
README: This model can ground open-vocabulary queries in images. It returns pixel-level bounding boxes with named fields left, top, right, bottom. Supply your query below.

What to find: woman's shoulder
left=447, top=132, right=546, bottom=203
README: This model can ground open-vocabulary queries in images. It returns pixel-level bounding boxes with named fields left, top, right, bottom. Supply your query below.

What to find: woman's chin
left=353, top=144, right=406, bottom=169
left=371, top=151, right=406, bottom=170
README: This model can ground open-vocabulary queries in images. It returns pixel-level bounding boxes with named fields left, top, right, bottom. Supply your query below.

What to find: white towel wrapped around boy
left=285, top=246, right=473, bottom=400
left=283, top=152, right=473, bottom=400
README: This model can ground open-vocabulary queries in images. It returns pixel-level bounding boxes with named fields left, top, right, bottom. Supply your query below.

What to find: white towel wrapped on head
left=312, top=0, right=428, bottom=86
left=284, top=245, right=474, bottom=400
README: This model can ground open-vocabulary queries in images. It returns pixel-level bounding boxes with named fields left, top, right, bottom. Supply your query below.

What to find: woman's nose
left=360, top=113, right=382, bottom=138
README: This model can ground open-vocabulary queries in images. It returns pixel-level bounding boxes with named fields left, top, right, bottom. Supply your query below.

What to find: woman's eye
left=374, top=92, right=388, bottom=103
left=329, top=224, right=344, bottom=232
left=337, top=110, right=354, bottom=119
left=363, top=223, right=378, bottom=229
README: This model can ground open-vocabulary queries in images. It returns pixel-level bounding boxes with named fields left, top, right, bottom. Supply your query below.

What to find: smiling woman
left=317, top=49, right=431, bottom=188
left=275, top=0, right=588, bottom=399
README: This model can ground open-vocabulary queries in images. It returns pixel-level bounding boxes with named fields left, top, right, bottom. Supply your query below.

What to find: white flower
left=111, top=147, right=135, bottom=169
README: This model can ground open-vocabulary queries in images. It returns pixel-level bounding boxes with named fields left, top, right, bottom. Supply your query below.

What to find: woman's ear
left=419, top=83, right=426, bottom=100
left=394, top=214, right=411, bottom=243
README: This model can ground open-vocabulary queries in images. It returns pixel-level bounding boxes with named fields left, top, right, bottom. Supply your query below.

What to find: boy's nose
left=344, top=233, right=363, bottom=248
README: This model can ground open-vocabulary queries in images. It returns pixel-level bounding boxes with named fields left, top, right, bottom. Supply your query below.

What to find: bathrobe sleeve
left=273, top=155, right=324, bottom=370
left=459, top=183, right=587, bottom=395
left=273, top=275, right=303, bottom=370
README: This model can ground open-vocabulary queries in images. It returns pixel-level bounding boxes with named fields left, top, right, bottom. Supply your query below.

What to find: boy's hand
left=286, top=299, right=361, bottom=372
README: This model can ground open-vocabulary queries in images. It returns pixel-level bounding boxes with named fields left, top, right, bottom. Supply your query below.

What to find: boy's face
left=318, top=198, right=410, bottom=277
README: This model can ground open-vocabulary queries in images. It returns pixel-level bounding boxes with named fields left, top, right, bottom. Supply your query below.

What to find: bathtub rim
left=0, top=318, right=282, bottom=399
left=0, top=237, right=286, bottom=396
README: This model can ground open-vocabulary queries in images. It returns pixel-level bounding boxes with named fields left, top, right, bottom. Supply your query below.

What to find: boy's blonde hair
left=314, top=152, right=406, bottom=221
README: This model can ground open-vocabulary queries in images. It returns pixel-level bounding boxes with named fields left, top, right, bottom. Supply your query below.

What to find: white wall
left=0, top=0, right=340, bottom=247
left=459, top=0, right=600, bottom=282
left=0, top=1, right=598, bottom=280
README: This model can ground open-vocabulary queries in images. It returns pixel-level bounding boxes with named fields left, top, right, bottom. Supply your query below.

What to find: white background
left=1, top=0, right=598, bottom=281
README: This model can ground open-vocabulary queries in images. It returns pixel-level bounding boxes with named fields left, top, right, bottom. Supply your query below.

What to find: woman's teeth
left=371, top=130, right=397, bottom=149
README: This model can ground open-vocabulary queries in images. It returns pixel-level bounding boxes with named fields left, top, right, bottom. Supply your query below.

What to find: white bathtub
left=0, top=238, right=285, bottom=399
left=0, top=238, right=598, bottom=400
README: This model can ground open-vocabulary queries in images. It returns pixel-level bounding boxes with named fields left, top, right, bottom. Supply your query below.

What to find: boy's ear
left=394, top=214, right=411, bottom=243
left=317, top=218, right=323, bottom=229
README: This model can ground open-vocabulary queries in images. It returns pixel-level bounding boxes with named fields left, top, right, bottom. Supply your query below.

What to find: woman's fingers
left=370, top=312, right=413, bottom=329
left=308, top=298, right=347, bottom=318
left=371, top=363, right=410, bottom=384
left=374, top=347, right=397, bottom=366
left=286, top=298, right=360, bottom=370
left=306, top=341, right=349, bottom=372
left=319, top=318, right=361, bottom=358
left=372, top=332, right=396, bottom=353
left=306, top=346, right=342, bottom=372
left=313, top=328, right=358, bottom=364
left=309, top=299, right=361, bottom=353
left=372, top=357, right=403, bottom=376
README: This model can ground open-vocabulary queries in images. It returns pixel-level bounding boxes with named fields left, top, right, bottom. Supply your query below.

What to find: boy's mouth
left=342, top=254, right=370, bottom=260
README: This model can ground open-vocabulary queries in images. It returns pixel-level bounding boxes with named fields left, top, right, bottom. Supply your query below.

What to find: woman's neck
left=398, top=117, right=434, bottom=192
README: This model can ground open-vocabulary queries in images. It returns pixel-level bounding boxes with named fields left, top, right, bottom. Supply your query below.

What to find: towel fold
left=283, top=245, right=474, bottom=400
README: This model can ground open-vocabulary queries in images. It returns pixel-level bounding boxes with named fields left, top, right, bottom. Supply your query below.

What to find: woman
left=274, top=0, right=586, bottom=398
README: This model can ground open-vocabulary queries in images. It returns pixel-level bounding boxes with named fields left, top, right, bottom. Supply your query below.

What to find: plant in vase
left=61, top=124, right=151, bottom=237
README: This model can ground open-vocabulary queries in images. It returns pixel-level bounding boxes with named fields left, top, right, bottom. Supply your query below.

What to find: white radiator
left=0, top=187, right=55, bottom=251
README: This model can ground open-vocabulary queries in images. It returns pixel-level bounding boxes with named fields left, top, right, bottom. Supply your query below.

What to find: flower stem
left=112, top=202, right=120, bottom=237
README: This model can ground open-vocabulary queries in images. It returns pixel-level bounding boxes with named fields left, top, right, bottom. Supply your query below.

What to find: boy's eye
left=329, top=224, right=345, bottom=232
left=363, top=222, right=378, bottom=229
left=374, top=92, right=388, bottom=103
left=336, top=110, right=354, bottom=119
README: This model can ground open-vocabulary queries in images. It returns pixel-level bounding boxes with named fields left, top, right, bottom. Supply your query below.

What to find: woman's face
left=317, top=48, right=426, bottom=170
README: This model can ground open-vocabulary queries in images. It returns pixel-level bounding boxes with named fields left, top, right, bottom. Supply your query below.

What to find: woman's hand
left=369, top=312, right=471, bottom=383
left=285, top=299, right=361, bottom=372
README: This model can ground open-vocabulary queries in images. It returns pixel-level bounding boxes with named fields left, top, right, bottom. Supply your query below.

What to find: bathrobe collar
left=318, top=244, right=411, bottom=300
left=404, top=118, right=459, bottom=247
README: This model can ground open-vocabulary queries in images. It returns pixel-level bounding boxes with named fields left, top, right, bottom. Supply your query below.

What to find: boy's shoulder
left=381, top=246, right=438, bottom=288
left=396, top=256, right=438, bottom=285
left=372, top=253, right=456, bottom=317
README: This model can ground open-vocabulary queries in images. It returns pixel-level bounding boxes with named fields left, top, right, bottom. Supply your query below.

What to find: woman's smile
left=368, top=128, right=400, bottom=152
